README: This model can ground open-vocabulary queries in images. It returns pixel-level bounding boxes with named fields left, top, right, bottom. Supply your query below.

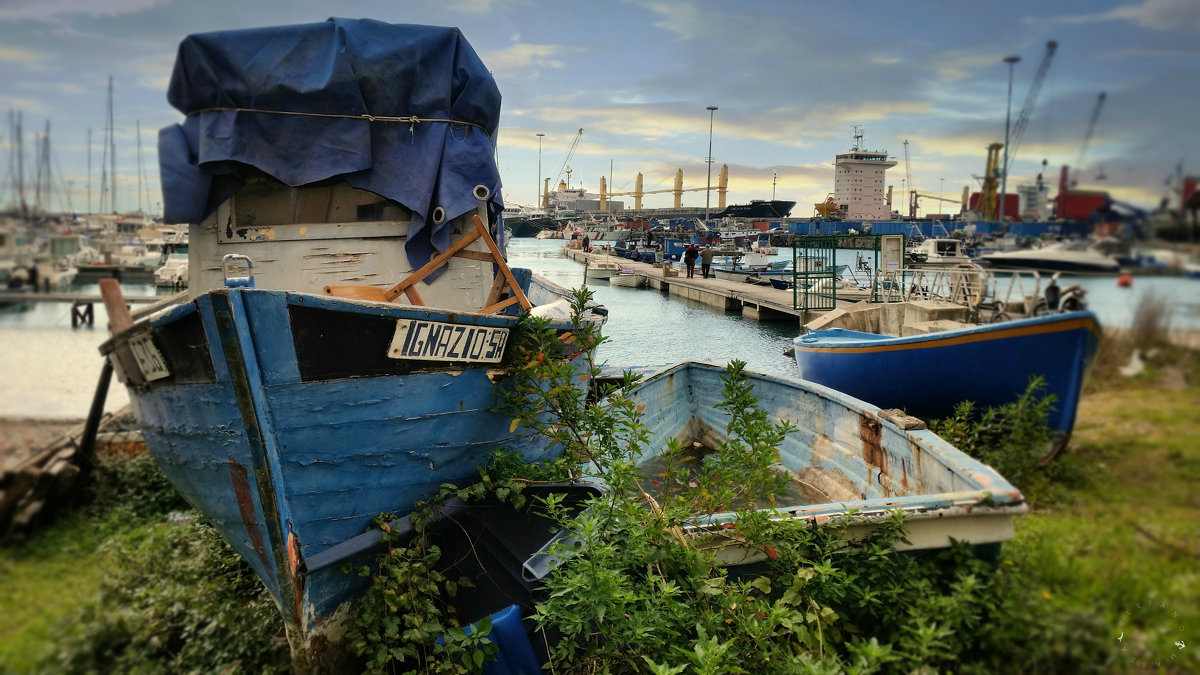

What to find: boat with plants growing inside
left=97, top=19, right=606, bottom=669
left=607, top=360, right=1028, bottom=559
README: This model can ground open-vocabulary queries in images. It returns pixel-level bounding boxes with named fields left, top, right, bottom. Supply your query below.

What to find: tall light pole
left=705, top=105, right=718, bottom=223
left=536, top=133, right=545, bottom=209
left=1000, top=55, right=1020, bottom=222
left=939, top=177, right=944, bottom=214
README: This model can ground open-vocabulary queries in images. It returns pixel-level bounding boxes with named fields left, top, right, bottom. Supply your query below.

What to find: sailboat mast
left=136, top=120, right=143, bottom=214
left=13, top=111, right=26, bottom=216
left=108, top=76, right=116, bottom=215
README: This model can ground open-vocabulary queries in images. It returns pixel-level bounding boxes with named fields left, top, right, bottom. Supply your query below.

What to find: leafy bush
left=39, top=514, right=289, bottom=673
left=928, top=377, right=1061, bottom=499
left=347, top=289, right=1121, bottom=673
left=89, top=450, right=189, bottom=518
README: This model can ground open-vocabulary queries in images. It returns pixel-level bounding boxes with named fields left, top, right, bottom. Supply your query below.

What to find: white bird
left=1119, top=349, right=1144, bottom=377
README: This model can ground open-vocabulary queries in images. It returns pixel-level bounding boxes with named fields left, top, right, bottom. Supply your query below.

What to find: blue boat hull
left=104, top=286, right=588, bottom=637
left=792, top=311, right=1102, bottom=434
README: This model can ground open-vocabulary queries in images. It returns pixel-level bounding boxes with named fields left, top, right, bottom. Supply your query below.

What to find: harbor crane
left=602, top=166, right=728, bottom=211
left=552, top=128, right=583, bottom=190
left=1004, top=40, right=1057, bottom=180
left=1072, top=92, right=1106, bottom=186
left=911, top=191, right=966, bottom=216
left=904, top=140, right=917, bottom=219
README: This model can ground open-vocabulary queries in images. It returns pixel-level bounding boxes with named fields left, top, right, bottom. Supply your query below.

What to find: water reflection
left=507, top=239, right=802, bottom=378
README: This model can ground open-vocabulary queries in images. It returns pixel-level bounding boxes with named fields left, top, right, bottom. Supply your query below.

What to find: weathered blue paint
left=793, top=310, right=1102, bottom=435
left=114, top=286, right=593, bottom=635
left=619, top=362, right=1027, bottom=550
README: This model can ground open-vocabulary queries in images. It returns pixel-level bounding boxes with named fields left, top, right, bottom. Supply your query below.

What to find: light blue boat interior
left=613, top=361, right=1027, bottom=549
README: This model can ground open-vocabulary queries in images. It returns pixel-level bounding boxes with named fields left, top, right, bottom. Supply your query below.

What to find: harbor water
left=1, top=237, right=1196, bottom=420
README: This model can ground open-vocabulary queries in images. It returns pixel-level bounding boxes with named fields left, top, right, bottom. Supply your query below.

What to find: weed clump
left=38, top=515, right=289, bottom=673
left=90, top=450, right=189, bottom=518
left=349, top=288, right=1120, bottom=674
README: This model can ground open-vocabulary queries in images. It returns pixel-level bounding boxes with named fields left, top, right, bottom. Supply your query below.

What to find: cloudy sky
left=1, top=0, right=1196, bottom=219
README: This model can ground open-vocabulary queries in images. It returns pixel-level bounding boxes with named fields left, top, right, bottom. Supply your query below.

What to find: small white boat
left=608, top=270, right=645, bottom=288
left=908, top=237, right=970, bottom=267
left=154, top=252, right=189, bottom=287
left=584, top=259, right=622, bottom=281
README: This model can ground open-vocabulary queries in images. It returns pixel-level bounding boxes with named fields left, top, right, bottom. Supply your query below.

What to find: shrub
left=39, top=514, right=289, bottom=673
left=89, top=450, right=189, bottom=519
left=929, top=377, right=1061, bottom=499
left=348, top=289, right=1116, bottom=673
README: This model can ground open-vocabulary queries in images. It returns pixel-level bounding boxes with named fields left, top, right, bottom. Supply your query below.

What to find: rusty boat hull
left=615, top=361, right=1027, bottom=559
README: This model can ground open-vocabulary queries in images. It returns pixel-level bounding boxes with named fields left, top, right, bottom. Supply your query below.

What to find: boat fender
left=1117, top=273, right=1133, bottom=288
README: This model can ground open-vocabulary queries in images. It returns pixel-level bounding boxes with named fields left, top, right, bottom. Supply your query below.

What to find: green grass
left=0, top=510, right=118, bottom=671
left=1, top=342, right=1196, bottom=673
left=1002, top=350, right=1199, bottom=673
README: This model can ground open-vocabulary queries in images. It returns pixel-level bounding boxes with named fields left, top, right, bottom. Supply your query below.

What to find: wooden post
left=77, top=360, right=114, bottom=481
left=99, top=278, right=134, bottom=334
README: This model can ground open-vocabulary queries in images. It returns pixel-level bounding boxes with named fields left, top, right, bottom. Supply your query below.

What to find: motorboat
left=980, top=240, right=1120, bottom=274
left=153, top=252, right=189, bottom=288
left=908, top=237, right=971, bottom=267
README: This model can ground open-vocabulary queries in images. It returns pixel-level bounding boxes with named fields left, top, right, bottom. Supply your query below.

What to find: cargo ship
left=717, top=199, right=796, bottom=219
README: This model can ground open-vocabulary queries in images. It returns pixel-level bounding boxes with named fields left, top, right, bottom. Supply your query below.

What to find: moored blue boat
left=792, top=311, right=1102, bottom=438
left=98, top=19, right=604, bottom=668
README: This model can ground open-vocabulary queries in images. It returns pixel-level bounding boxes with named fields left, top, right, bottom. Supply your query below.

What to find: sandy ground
left=0, top=417, right=83, bottom=472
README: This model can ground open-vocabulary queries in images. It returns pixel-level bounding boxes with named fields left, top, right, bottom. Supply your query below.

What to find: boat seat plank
left=323, top=214, right=531, bottom=314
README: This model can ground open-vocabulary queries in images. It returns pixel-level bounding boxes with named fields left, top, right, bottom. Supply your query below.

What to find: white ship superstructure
left=833, top=129, right=896, bottom=221
left=546, top=180, right=625, bottom=213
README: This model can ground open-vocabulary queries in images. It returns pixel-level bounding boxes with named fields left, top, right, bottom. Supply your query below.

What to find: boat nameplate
left=388, top=319, right=508, bottom=363
left=129, top=333, right=171, bottom=381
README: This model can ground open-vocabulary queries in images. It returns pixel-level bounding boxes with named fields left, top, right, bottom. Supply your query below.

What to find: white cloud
left=0, top=44, right=46, bottom=62
left=1048, top=0, right=1200, bottom=33
left=18, top=80, right=89, bottom=95
left=0, top=95, right=47, bottom=115
left=0, top=0, right=168, bottom=21
left=485, top=42, right=574, bottom=71
left=929, top=49, right=1010, bottom=83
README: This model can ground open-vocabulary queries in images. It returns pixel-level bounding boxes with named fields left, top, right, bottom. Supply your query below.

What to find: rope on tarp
left=187, top=107, right=489, bottom=136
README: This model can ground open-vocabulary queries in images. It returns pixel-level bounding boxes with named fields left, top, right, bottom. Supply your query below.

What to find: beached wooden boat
left=616, top=361, right=1027, bottom=558
left=97, top=20, right=604, bottom=667
left=792, top=311, right=1101, bottom=439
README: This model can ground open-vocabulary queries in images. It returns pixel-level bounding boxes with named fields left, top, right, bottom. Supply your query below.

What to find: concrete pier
left=564, top=247, right=866, bottom=328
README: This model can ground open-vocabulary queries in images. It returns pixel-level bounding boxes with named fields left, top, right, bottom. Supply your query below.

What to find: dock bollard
left=71, top=301, right=94, bottom=328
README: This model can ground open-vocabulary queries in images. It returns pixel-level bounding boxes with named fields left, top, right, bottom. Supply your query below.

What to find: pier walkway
left=562, top=247, right=866, bottom=327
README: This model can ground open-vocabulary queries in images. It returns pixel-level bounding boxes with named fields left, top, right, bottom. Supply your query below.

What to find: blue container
left=440, top=604, right=543, bottom=675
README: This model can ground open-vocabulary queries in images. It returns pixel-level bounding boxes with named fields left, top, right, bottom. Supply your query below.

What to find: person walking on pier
left=684, top=242, right=699, bottom=278
left=699, top=244, right=715, bottom=279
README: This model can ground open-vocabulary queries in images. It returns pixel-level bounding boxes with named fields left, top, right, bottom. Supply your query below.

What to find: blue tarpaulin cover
left=158, top=18, right=503, bottom=273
